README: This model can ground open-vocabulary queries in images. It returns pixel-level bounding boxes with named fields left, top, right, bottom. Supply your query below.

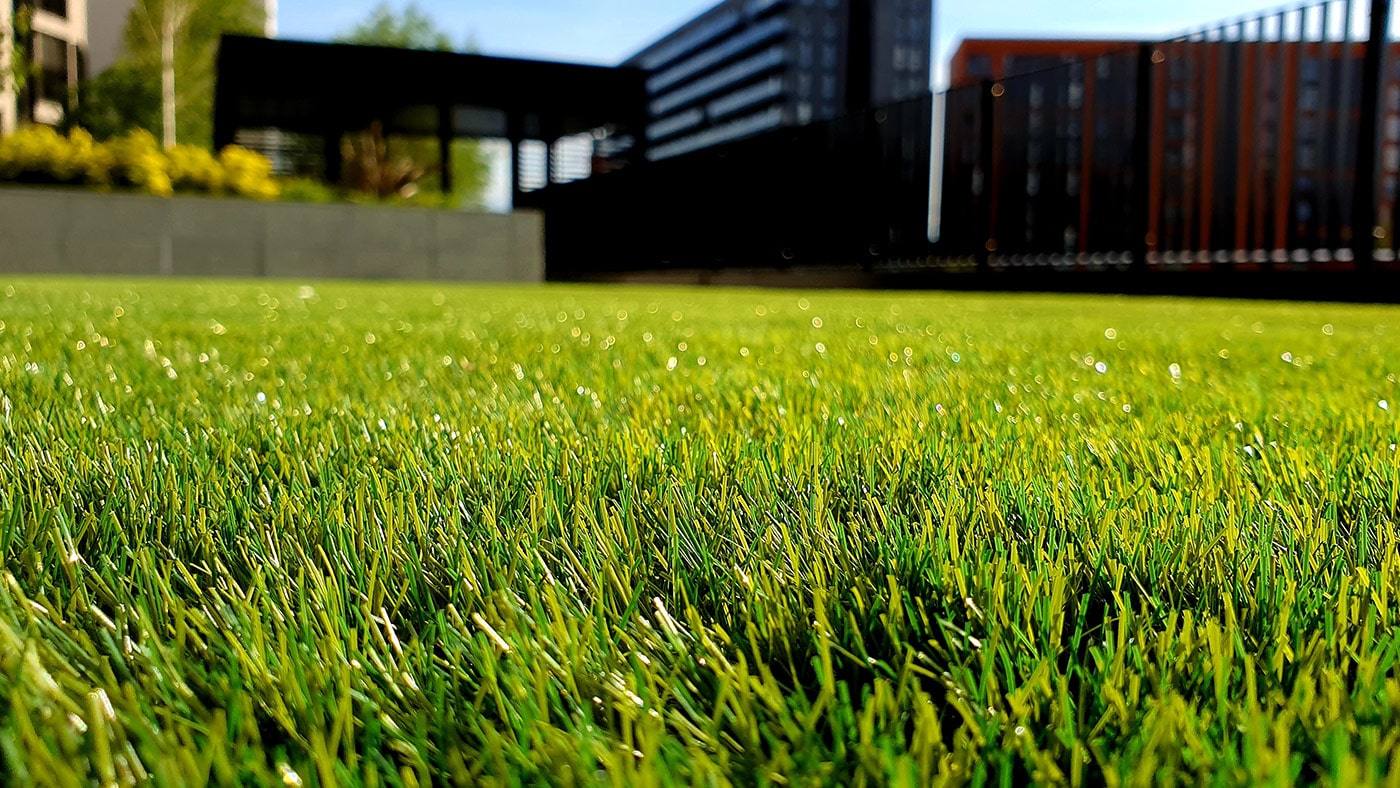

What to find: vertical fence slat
left=1080, top=57, right=1097, bottom=258
left=1134, top=45, right=1157, bottom=269
left=1201, top=28, right=1221, bottom=259
left=1334, top=0, right=1356, bottom=262
left=1275, top=9, right=1296, bottom=261
left=977, top=79, right=997, bottom=271
left=1251, top=14, right=1269, bottom=261
left=1355, top=0, right=1391, bottom=268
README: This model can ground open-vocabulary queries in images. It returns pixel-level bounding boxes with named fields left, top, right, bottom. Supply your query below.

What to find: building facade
left=948, top=39, right=1134, bottom=88
left=624, top=0, right=932, bottom=161
left=3, top=0, right=276, bottom=135
left=2, top=0, right=88, bottom=133
left=941, top=37, right=1400, bottom=265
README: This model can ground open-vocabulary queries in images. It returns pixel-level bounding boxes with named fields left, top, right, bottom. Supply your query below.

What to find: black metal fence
left=937, top=0, right=1398, bottom=274
left=534, top=0, right=1399, bottom=286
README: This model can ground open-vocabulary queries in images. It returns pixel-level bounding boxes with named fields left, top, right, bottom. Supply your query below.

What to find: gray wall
left=0, top=188, right=544, bottom=282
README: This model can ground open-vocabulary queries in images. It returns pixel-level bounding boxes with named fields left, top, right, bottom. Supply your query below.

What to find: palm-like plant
left=340, top=121, right=425, bottom=199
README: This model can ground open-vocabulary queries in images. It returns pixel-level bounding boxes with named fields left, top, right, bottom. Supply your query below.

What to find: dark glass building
left=624, top=0, right=932, bottom=161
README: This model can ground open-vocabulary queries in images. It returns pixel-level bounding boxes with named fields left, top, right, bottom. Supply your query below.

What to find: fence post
left=1354, top=0, right=1391, bottom=270
left=1131, top=44, right=1157, bottom=273
left=976, top=79, right=996, bottom=273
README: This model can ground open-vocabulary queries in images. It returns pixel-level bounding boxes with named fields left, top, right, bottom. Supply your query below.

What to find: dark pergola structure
left=213, top=35, right=647, bottom=195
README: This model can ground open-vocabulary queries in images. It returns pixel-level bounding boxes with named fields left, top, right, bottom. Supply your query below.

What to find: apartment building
left=2, top=0, right=88, bottom=133
left=624, top=0, right=932, bottom=161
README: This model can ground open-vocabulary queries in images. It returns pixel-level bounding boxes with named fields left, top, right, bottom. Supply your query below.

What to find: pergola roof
left=213, top=35, right=648, bottom=146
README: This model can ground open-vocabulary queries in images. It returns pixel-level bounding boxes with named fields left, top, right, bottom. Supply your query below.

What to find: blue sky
left=277, top=0, right=1359, bottom=87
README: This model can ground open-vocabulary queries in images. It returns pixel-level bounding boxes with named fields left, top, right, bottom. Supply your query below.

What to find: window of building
left=36, top=33, right=69, bottom=104
left=1068, top=81, right=1084, bottom=109
left=966, top=55, right=992, bottom=79
left=638, top=11, right=742, bottom=71
left=1300, top=86, right=1320, bottom=112
left=1299, top=143, right=1317, bottom=170
left=38, top=0, right=68, bottom=18
left=650, top=47, right=787, bottom=115
left=646, top=16, right=790, bottom=93
left=707, top=76, right=784, bottom=119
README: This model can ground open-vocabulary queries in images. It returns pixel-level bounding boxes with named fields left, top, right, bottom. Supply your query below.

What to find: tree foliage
left=67, top=61, right=161, bottom=142
left=334, top=2, right=454, bottom=51
left=6, top=6, right=35, bottom=99
left=73, top=0, right=262, bottom=148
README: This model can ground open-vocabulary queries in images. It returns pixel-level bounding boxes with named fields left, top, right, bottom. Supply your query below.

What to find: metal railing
left=937, top=0, right=1397, bottom=273
left=532, top=0, right=1399, bottom=284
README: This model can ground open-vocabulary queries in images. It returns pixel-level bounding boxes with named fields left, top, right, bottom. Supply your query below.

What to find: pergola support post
left=324, top=130, right=343, bottom=185
left=438, top=103, right=455, bottom=196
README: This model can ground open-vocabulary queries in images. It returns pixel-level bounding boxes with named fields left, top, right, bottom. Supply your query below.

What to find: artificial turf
left=2, top=278, right=1399, bottom=785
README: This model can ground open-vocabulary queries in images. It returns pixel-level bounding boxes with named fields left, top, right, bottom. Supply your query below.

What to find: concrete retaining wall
left=0, top=187, right=544, bottom=282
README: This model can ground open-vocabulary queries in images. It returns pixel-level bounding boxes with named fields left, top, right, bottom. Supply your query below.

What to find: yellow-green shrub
left=0, top=127, right=281, bottom=200
left=105, top=130, right=174, bottom=196
left=0, top=126, right=77, bottom=183
left=68, top=128, right=114, bottom=185
left=218, top=145, right=279, bottom=200
left=166, top=144, right=224, bottom=194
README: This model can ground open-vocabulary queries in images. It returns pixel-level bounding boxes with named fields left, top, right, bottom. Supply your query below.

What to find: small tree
left=334, top=3, right=489, bottom=207
left=134, top=0, right=196, bottom=148
left=3, top=6, right=35, bottom=130
left=118, top=0, right=262, bottom=148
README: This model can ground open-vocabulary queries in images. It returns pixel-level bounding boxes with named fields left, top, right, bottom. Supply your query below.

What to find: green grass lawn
left=2, top=278, right=1399, bottom=785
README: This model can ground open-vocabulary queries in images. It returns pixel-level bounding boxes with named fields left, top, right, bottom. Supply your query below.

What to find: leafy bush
left=218, top=145, right=279, bottom=200
left=0, top=125, right=79, bottom=183
left=166, top=144, right=224, bottom=194
left=0, top=126, right=278, bottom=199
left=68, top=128, right=115, bottom=185
left=105, top=130, right=174, bottom=196
left=341, top=121, right=425, bottom=200
left=277, top=176, right=342, bottom=204
left=0, top=125, right=479, bottom=208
